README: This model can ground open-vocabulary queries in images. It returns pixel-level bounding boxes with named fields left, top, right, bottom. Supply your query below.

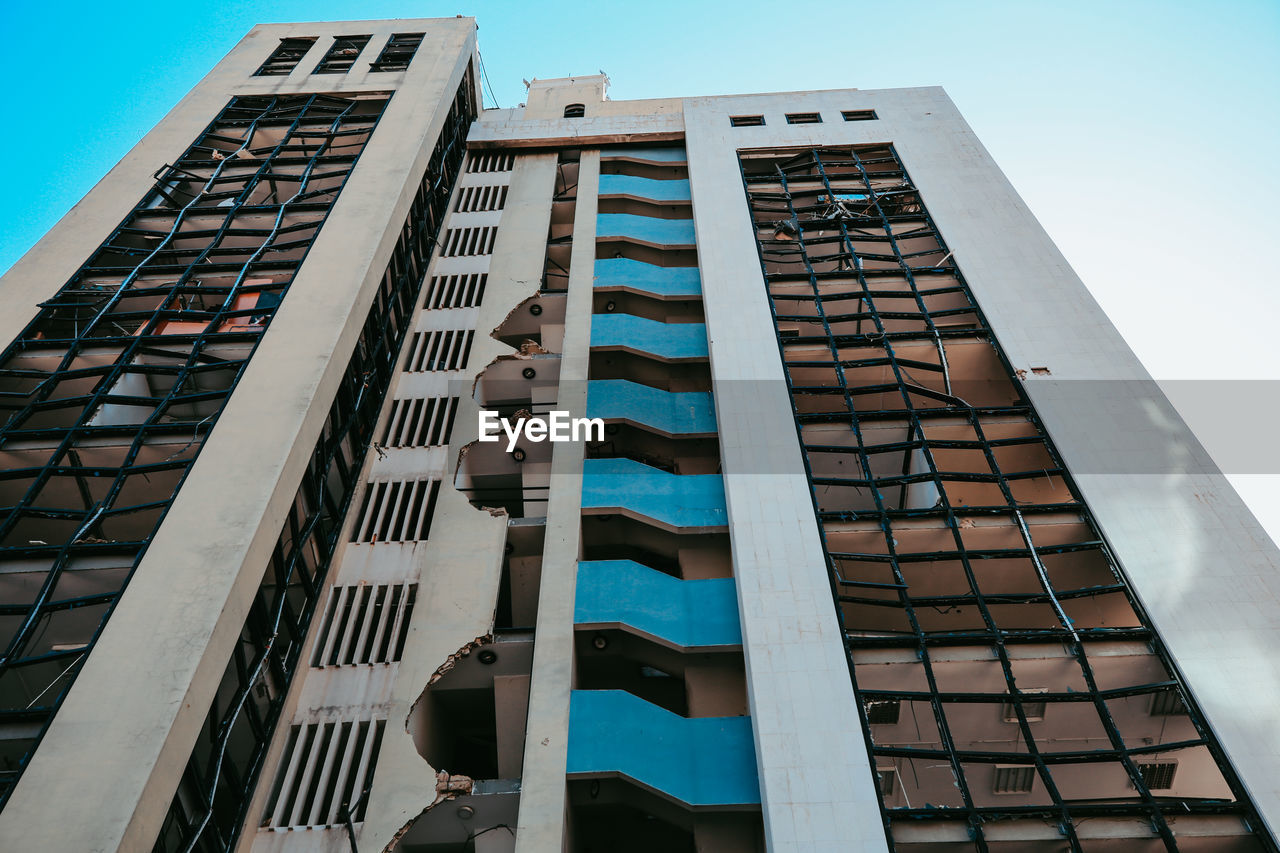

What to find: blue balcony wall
left=592, top=257, right=701, bottom=297
left=590, top=313, right=708, bottom=361
left=575, top=560, right=741, bottom=648
left=601, top=146, right=687, bottom=163
left=586, top=380, right=715, bottom=435
left=581, top=458, right=726, bottom=529
left=599, top=173, right=691, bottom=202
left=567, top=690, right=759, bottom=806
left=596, top=213, right=696, bottom=247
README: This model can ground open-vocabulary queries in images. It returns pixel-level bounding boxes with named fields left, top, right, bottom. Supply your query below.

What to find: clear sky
left=1, top=0, right=1278, bottom=538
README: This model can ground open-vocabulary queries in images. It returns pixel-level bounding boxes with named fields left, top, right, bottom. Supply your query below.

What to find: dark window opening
left=564, top=103, right=586, bottom=118
left=864, top=699, right=900, bottom=725
left=369, top=32, right=424, bottom=72
left=312, top=35, right=372, bottom=74
left=785, top=112, right=822, bottom=124
left=841, top=109, right=878, bottom=121
left=730, top=114, right=765, bottom=127
left=254, top=37, right=316, bottom=76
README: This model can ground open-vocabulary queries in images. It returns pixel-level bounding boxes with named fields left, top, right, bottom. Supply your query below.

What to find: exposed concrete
left=513, top=150, right=600, bottom=853
left=0, top=18, right=478, bottom=853
left=353, top=153, right=560, bottom=853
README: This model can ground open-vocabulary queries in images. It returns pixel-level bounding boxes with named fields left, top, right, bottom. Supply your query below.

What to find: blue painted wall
left=581, top=458, right=726, bottom=529
left=592, top=257, right=701, bottom=297
left=575, top=560, right=741, bottom=648
left=590, top=313, right=708, bottom=360
left=586, top=379, right=715, bottom=435
left=567, top=690, right=760, bottom=805
left=596, top=213, right=696, bottom=247
left=599, top=173, right=691, bottom=201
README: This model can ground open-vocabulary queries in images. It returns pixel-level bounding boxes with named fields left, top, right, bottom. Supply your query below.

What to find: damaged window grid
left=738, top=144, right=1275, bottom=852
left=147, top=75, right=473, bottom=853
left=0, top=92, right=389, bottom=810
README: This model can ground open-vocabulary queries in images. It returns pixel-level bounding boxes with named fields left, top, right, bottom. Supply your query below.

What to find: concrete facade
left=0, top=18, right=1276, bottom=853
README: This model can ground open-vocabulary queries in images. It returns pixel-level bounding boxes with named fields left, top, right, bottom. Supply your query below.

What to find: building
left=0, top=15, right=1277, bottom=853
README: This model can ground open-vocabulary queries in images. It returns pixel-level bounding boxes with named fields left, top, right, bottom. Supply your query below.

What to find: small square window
left=313, top=35, right=372, bottom=74
left=1137, top=761, right=1178, bottom=790
left=992, top=765, right=1036, bottom=794
left=842, top=109, right=878, bottom=122
left=254, top=37, right=317, bottom=77
left=785, top=112, right=822, bottom=124
left=730, top=115, right=765, bottom=127
left=864, top=699, right=900, bottom=725
left=1002, top=688, right=1048, bottom=722
left=369, top=33, right=424, bottom=72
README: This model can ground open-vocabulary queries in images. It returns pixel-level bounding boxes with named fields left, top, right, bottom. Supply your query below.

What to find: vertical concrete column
left=684, top=109, right=890, bottom=853
left=514, top=151, right=600, bottom=852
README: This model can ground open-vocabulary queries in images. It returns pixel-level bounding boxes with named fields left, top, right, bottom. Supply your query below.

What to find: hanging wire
left=478, top=47, right=500, bottom=109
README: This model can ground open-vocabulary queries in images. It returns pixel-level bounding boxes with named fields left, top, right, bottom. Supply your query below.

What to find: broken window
left=312, top=35, right=372, bottom=74
left=254, top=37, right=317, bottom=76
left=148, top=71, right=475, bottom=852
left=563, top=103, right=586, bottom=118
left=739, top=143, right=1272, bottom=851
left=0, top=91, right=390, bottom=812
left=368, top=32, right=425, bottom=72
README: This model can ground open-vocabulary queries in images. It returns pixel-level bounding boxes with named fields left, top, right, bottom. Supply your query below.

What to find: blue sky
left=1, top=0, right=1278, bottom=535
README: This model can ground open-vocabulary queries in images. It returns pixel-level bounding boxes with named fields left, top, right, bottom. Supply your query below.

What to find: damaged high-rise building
left=0, top=15, right=1277, bottom=853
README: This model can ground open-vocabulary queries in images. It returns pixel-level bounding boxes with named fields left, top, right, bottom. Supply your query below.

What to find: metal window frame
left=0, top=91, right=389, bottom=810
left=149, top=71, right=475, bottom=852
left=738, top=144, right=1276, bottom=852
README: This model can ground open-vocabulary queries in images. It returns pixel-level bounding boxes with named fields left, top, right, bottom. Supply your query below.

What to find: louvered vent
left=350, top=480, right=441, bottom=543
left=440, top=226, right=497, bottom=257
left=381, top=397, right=458, bottom=448
left=263, top=718, right=385, bottom=828
left=311, top=583, right=417, bottom=667
left=454, top=184, right=509, bottom=212
left=404, top=329, right=473, bottom=372
left=424, top=273, right=487, bottom=309
left=466, top=152, right=514, bottom=173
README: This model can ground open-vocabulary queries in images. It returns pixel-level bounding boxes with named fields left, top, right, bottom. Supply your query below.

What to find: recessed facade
left=0, top=16, right=1277, bottom=853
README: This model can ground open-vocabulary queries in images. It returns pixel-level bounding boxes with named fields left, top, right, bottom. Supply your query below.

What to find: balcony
left=575, top=560, right=740, bottom=650
left=596, top=214, right=696, bottom=249
left=589, top=314, right=708, bottom=362
left=566, top=690, right=758, bottom=806
left=581, top=458, right=726, bottom=531
left=592, top=257, right=701, bottom=298
left=586, top=380, right=715, bottom=437
left=599, top=173, right=691, bottom=203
